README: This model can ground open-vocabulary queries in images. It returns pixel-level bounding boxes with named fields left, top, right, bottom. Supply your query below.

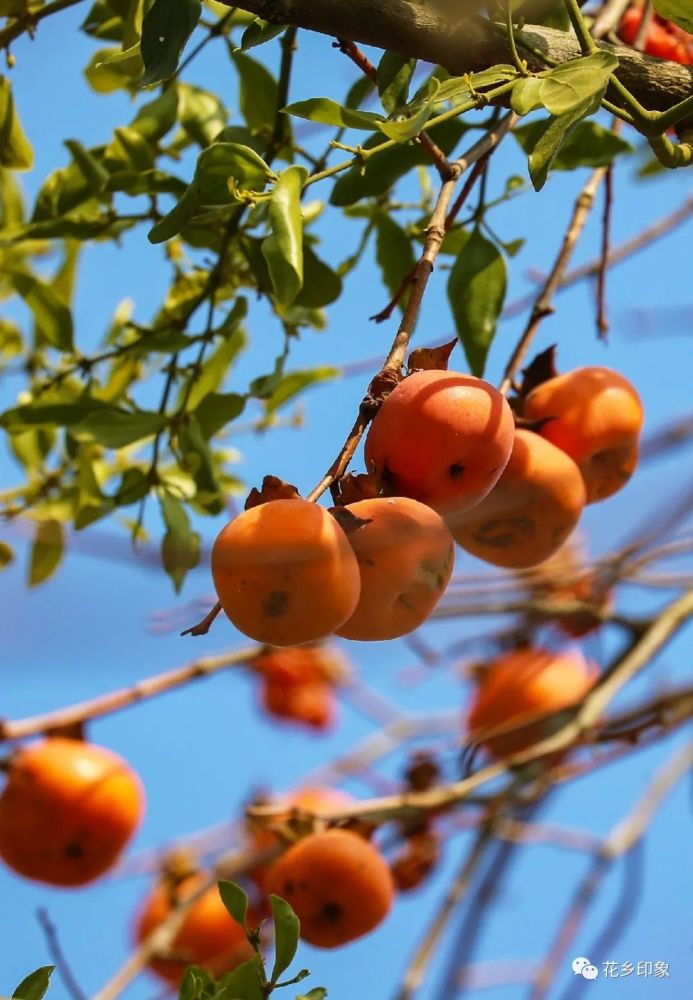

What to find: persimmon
left=265, top=829, right=394, bottom=948
left=522, top=366, right=643, bottom=503
left=248, top=785, right=354, bottom=893
left=466, top=647, right=597, bottom=759
left=450, top=430, right=586, bottom=569
left=252, top=645, right=346, bottom=686
left=619, top=6, right=693, bottom=64
left=364, top=370, right=515, bottom=516
left=0, top=738, right=144, bottom=887
left=134, top=874, right=254, bottom=985
left=260, top=677, right=335, bottom=730
left=211, top=498, right=361, bottom=646
left=334, top=497, right=454, bottom=641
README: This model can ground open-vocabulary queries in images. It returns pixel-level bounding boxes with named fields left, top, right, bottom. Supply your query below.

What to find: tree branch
left=229, top=1, right=693, bottom=113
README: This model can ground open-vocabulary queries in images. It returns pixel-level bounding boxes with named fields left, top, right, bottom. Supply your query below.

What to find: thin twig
left=37, top=908, right=87, bottom=1000
left=596, top=161, right=614, bottom=340
left=335, top=38, right=453, bottom=179
left=0, top=0, right=83, bottom=48
left=499, top=166, right=607, bottom=395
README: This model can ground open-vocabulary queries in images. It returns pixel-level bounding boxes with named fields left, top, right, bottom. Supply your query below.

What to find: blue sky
left=1, top=6, right=692, bottom=1000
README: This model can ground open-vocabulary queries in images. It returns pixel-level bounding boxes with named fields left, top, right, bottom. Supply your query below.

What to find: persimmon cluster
left=211, top=351, right=643, bottom=646
left=619, top=3, right=693, bottom=65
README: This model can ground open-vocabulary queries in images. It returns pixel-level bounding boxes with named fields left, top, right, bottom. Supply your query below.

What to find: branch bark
left=230, top=0, right=693, bottom=112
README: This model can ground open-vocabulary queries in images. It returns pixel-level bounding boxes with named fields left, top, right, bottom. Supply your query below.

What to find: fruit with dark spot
left=265, top=829, right=394, bottom=947
left=134, top=874, right=253, bottom=985
left=211, top=498, right=361, bottom=646
left=522, top=367, right=643, bottom=503
left=0, top=738, right=144, bottom=886
left=364, top=370, right=515, bottom=517
left=450, top=430, right=586, bottom=569
left=466, top=647, right=597, bottom=759
left=335, top=497, right=454, bottom=641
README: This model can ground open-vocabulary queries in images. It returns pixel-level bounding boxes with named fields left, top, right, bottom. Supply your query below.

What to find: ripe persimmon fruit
left=134, top=874, right=254, bottom=985
left=265, top=828, right=394, bottom=948
left=522, top=366, right=643, bottom=503
left=466, top=647, right=597, bottom=759
left=211, top=498, right=361, bottom=646
left=335, top=496, right=454, bottom=641
left=365, top=370, right=515, bottom=517
left=450, top=430, right=586, bottom=569
left=248, top=785, right=353, bottom=892
left=260, top=677, right=335, bottom=730
left=0, top=737, right=144, bottom=887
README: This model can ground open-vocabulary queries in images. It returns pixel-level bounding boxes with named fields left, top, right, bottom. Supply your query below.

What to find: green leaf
left=177, top=418, right=223, bottom=513
left=0, top=541, right=14, bottom=569
left=294, top=245, right=342, bottom=308
left=0, top=0, right=30, bottom=14
left=652, top=0, right=693, bottom=32
left=261, top=165, right=307, bottom=307
left=217, top=955, right=264, bottom=1000
left=263, top=366, right=339, bottom=414
left=13, top=967, right=55, bottom=1000
left=130, top=86, right=179, bottom=142
left=140, top=0, right=201, bottom=85
left=232, top=50, right=278, bottom=133
left=159, top=491, right=201, bottom=592
left=377, top=52, right=416, bottom=114
left=0, top=77, right=33, bottom=170
left=28, top=521, right=64, bottom=587
left=7, top=269, right=74, bottom=351
left=539, top=52, right=618, bottom=117
left=149, top=142, right=271, bottom=243
left=521, top=93, right=603, bottom=190
left=72, top=407, right=166, bottom=448
left=374, top=212, right=416, bottom=305
left=514, top=119, right=634, bottom=171
left=217, top=880, right=249, bottom=927
left=296, top=990, right=327, bottom=1000
left=511, top=76, right=544, bottom=116
left=283, top=98, right=383, bottom=131
left=177, top=82, right=227, bottom=147
left=239, top=18, right=286, bottom=50
left=448, top=228, right=507, bottom=377
left=85, top=45, right=144, bottom=93
left=378, top=79, right=440, bottom=143
left=194, top=392, right=245, bottom=439
left=64, top=140, right=110, bottom=194
left=270, top=894, right=300, bottom=984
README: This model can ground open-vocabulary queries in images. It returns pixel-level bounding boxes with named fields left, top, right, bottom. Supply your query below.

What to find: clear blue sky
left=1, top=6, right=692, bottom=1000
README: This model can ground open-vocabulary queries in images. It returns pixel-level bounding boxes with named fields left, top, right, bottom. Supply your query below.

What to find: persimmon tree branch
left=305, top=112, right=516, bottom=503
left=229, top=0, right=693, bottom=113
left=0, top=647, right=258, bottom=743
left=248, top=588, right=693, bottom=826
left=0, top=0, right=84, bottom=50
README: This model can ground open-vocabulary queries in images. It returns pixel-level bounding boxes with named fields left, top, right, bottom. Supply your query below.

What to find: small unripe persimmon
left=522, top=366, right=643, bottom=503
left=466, top=647, right=597, bottom=759
left=211, top=499, right=361, bottom=646
left=450, top=430, right=586, bottom=569
left=0, top=738, right=144, bottom=887
left=365, top=370, right=515, bottom=517
left=265, top=829, right=394, bottom=948
left=335, top=497, right=454, bottom=641
left=134, top=875, right=253, bottom=985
